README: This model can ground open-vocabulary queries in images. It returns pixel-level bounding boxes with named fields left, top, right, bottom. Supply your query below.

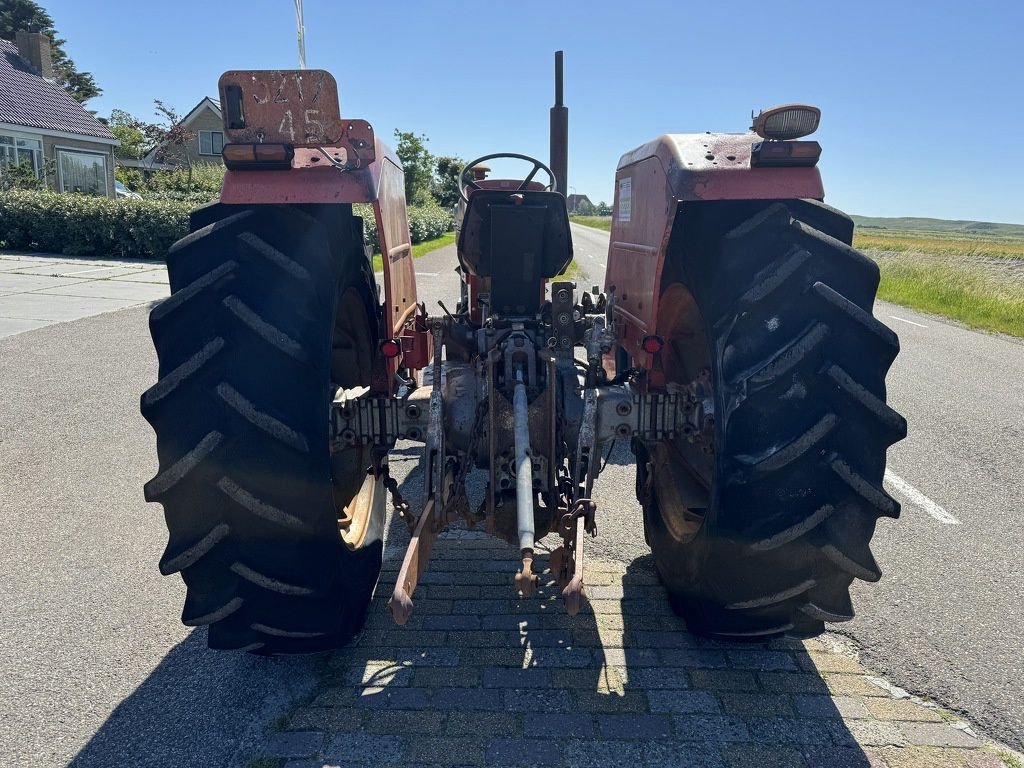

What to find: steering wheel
left=458, top=153, right=557, bottom=203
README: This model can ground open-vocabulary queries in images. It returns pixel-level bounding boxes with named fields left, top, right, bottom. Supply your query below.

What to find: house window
left=198, top=130, right=224, bottom=156
left=0, top=134, right=43, bottom=177
left=58, top=149, right=107, bottom=195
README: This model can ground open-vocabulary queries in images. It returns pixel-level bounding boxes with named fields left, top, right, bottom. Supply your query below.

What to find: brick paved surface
left=248, top=529, right=1019, bottom=768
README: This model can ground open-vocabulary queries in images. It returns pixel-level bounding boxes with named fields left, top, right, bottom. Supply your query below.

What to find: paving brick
left=458, top=647, right=532, bottom=667
left=726, top=650, right=798, bottom=672
left=413, top=666, right=480, bottom=688
left=562, top=738, right=645, bottom=766
left=793, top=694, right=869, bottom=719
left=422, top=614, right=481, bottom=630
left=899, top=722, right=983, bottom=748
left=673, top=715, right=751, bottom=742
left=641, top=741, right=726, bottom=768
left=745, top=717, right=832, bottom=745
left=843, top=719, right=906, bottom=746
left=262, top=731, right=324, bottom=759
left=444, top=630, right=520, bottom=647
left=800, top=652, right=865, bottom=674
left=522, top=711, right=594, bottom=738
left=447, top=711, right=522, bottom=737
left=527, top=647, right=595, bottom=668
left=502, top=688, right=575, bottom=713
left=759, top=672, right=832, bottom=694
left=623, top=667, right=691, bottom=690
left=408, top=736, right=486, bottom=766
left=285, top=706, right=366, bottom=732
left=376, top=630, right=448, bottom=647
left=877, top=746, right=973, bottom=768
left=627, top=630, right=695, bottom=648
left=323, top=732, right=405, bottom=764
left=351, top=686, right=431, bottom=710
left=481, top=614, right=531, bottom=630
left=364, top=709, right=449, bottom=736
left=658, top=648, right=729, bottom=668
left=483, top=667, right=553, bottom=688
left=486, top=738, right=561, bottom=766
left=430, top=687, right=505, bottom=711
left=452, top=599, right=512, bottom=615
left=424, top=585, right=481, bottom=600
left=553, top=667, right=625, bottom=692
left=520, top=629, right=573, bottom=647
left=598, top=713, right=673, bottom=739
left=573, top=689, right=648, bottom=713
left=646, top=689, right=721, bottom=714
left=720, top=743, right=805, bottom=768
left=802, top=746, right=888, bottom=768
left=865, top=697, right=946, bottom=722
left=689, top=669, right=759, bottom=692
left=718, top=693, right=794, bottom=717
left=824, top=674, right=889, bottom=697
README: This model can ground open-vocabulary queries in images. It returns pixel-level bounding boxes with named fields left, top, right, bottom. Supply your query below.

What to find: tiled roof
left=0, top=39, right=115, bottom=141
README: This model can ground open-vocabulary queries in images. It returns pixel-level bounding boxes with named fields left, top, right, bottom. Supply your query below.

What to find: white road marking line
left=884, top=469, right=960, bottom=525
left=889, top=315, right=928, bottom=328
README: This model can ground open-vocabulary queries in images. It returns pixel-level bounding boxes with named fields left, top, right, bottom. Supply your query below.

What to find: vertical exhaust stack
left=550, top=51, right=568, bottom=197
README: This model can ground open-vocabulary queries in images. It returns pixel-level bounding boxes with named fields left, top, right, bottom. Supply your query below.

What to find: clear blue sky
left=47, top=0, right=1024, bottom=223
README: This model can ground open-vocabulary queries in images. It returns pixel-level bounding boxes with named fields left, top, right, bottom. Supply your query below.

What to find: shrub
left=0, top=190, right=190, bottom=258
left=0, top=190, right=454, bottom=260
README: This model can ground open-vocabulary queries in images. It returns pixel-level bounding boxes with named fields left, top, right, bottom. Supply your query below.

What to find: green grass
left=852, top=214, right=1024, bottom=239
left=876, top=259, right=1024, bottom=337
left=371, top=231, right=456, bottom=272
left=856, top=229, right=1024, bottom=260
left=996, top=748, right=1024, bottom=768
left=569, top=215, right=612, bottom=231
left=556, top=260, right=586, bottom=280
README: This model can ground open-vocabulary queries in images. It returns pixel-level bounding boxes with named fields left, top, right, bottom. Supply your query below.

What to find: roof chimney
left=15, top=31, right=54, bottom=80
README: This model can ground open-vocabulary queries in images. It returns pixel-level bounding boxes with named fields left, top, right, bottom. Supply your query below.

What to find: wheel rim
left=650, top=281, right=714, bottom=545
left=330, top=284, right=377, bottom=547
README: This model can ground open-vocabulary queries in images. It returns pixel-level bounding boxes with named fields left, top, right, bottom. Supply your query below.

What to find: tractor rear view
left=142, top=56, right=905, bottom=654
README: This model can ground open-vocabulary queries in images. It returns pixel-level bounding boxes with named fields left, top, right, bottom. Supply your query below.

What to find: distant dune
left=851, top=215, right=1024, bottom=238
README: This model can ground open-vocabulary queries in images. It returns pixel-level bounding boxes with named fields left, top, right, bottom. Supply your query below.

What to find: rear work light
left=751, top=140, right=822, bottom=168
left=379, top=339, right=402, bottom=358
left=222, top=143, right=294, bottom=170
left=751, top=104, right=821, bottom=140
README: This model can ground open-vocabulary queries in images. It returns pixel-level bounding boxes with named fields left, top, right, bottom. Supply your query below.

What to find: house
left=565, top=193, right=593, bottom=214
left=131, top=97, right=225, bottom=170
left=0, top=32, right=118, bottom=196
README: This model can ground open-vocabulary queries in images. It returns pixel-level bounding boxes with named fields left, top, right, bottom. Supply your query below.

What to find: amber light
left=751, top=140, right=822, bottom=168
left=222, top=143, right=294, bottom=170
left=641, top=335, right=664, bottom=354
left=380, top=339, right=402, bottom=358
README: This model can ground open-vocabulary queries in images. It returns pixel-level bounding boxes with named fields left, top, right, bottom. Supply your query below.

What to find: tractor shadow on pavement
left=266, top=456, right=877, bottom=768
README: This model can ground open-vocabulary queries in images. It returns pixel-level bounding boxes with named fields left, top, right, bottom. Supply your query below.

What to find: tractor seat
left=457, top=189, right=573, bottom=316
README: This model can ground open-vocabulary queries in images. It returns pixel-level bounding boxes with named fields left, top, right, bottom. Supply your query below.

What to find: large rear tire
left=638, top=200, right=906, bottom=639
left=141, top=204, right=383, bottom=654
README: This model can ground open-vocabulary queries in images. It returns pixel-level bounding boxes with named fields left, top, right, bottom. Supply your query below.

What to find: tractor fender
left=605, top=133, right=825, bottom=373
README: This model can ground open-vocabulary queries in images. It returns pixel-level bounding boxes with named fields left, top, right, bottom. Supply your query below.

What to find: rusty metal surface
left=375, top=156, right=418, bottom=343
left=387, top=498, right=438, bottom=625
left=218, top=70, right=374, bottom=156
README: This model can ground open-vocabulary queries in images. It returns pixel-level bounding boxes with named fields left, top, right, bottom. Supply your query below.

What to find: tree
left=393, top=130, right=434, bottom=207
left=106, top=109, right=147, bottom=160
left=0, top=0, right=101, bottom=102
left=432, top=155, right=464, bottom=208
left=577, top=198, right=595, bottom=216
left=142, top=101, right=195, bottom=181
left=596, top=200, right=612, bottom=216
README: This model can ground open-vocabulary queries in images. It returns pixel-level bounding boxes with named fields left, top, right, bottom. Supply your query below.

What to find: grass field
left=569, top=215, right=612, bottom=231
left=371, top=231, right=456, bottom=272
left=856, top=229, right=1024, bottom=337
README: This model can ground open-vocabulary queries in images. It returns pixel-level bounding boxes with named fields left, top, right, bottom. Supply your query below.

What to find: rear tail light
left=379, top=339, right=402, bottom=358
left=641, top=335, right=665, bottom=354
left=222, top=143, right=294, bottom=170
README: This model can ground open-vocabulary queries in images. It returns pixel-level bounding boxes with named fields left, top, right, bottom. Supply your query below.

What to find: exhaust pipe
left=549, top=50, right=568, bottom=197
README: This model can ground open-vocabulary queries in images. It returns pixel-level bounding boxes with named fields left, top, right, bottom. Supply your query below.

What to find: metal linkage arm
left=593, top=386, right=714, bottom=447
left=330, top=388, right=430, bottom=450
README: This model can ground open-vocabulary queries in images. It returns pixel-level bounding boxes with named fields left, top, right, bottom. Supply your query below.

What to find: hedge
left=0, top=190, right=454, bottom=260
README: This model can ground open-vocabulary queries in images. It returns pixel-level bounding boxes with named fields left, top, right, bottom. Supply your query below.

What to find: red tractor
left=142, top=58, right=905, bottom=653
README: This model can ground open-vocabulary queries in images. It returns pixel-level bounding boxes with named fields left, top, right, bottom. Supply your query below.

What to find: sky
left=42, top=0, right=1024, bottom=223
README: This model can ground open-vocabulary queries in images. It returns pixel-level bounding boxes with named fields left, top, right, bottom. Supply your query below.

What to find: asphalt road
left=0, top=223, right=1020, bottom=764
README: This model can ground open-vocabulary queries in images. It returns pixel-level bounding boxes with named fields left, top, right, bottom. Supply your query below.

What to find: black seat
left=457, top=190, right=573, bottom=316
